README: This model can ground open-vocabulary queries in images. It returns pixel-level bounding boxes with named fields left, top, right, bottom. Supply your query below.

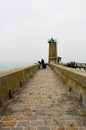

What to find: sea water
left=0, top=62, right=32, bottom=71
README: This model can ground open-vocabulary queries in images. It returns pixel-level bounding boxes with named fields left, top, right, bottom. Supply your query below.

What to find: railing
left=49, top=63, right=86, bottom=107
left=76, top=63, right=86, bottom=70
left=66, top=62, right=86, bottom=70
left=0, top=64, right=39, bottom=105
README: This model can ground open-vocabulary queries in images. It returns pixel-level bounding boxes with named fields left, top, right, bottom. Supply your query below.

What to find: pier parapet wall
left=0, top=64, right=39, bottom=105
left=49, top=63, right=86, bottom=107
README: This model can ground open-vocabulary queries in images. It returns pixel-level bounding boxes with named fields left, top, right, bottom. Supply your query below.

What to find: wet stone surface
left=0, top=66, right=86, bottom=130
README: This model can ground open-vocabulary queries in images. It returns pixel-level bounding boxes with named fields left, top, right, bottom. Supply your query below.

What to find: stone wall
left=49, top=63, right=86, bottom=107
left=0, top=64, right=39, bottom=105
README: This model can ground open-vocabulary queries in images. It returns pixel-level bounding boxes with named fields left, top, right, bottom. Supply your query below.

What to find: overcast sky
left=0, top=0, right=86, bottom=69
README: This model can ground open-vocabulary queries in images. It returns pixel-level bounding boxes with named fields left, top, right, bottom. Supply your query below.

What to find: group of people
left=38, top=59, right=46, bottom=69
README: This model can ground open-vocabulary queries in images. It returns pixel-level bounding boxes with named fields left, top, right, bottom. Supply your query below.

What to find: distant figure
left=38, top=61, right=41, bottom=64
left=38, top=61, right=42, bottom=69
left=41, top=59, right=46, bottom=69
left=41, top=59, right=44, bottom=65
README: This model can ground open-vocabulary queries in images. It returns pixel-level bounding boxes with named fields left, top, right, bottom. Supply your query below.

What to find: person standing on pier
left=41, top=59, right=46, bottom=69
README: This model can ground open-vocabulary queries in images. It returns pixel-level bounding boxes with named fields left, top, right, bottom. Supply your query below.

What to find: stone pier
left=0, top=66, right=86, bottom=130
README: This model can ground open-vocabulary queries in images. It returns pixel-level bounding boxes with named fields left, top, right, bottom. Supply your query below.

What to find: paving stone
left=79, top=127, right=86, bottom=130
left=23, top=127, right=36, bottom=130
left=0, top=121, right=3, bottom=127
left=3, top=121, right=16, bottom=127
left=11, top=128, right=23, bottom=130
left=25, top=111, right=33, bottom=116
left=51, top=126, right=64, bottom=130
left=0, top=116, right=3, bottom=120
left=37, top=127, right=50, bottom=130
left=16, top=121, right=30, bottom=127
left=31, top=120, right=44, bottom=126
left=1, top=128, right=11, bottom=130
left=3, top=116, right=14, bottom=121
left=44, top=119, right=57, bottom=126
left=65, top=127, right=78, bottom=130
left=16, top=116, right=25, bottom=120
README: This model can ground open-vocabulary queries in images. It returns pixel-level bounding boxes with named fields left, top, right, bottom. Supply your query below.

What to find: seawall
left=49, top=63, right=86, bottom=107
left=0, top=64, right=39, bottom=105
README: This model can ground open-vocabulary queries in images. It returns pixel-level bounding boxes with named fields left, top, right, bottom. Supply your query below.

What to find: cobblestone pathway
left=0, top=66, right=86, bottom=130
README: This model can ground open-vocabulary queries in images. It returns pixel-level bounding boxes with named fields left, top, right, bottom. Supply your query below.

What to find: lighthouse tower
left=48, top=38, right=57, bottom=63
